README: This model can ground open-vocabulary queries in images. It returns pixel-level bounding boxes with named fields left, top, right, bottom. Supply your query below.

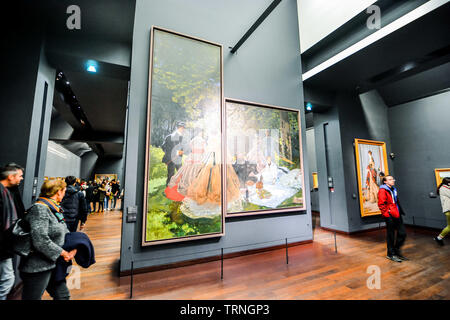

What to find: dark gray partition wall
left=311, top=90, right=395, bottom=233
left=119, top=0, right=311, bottom=273
left=1, top=31, right=55, bottom=209
left=388, top=90, right=450, bottom=229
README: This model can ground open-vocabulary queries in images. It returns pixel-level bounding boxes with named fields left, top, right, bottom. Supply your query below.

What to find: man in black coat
left=60, top=176, right=88, bottom=232
left=84, top=181, right=95, bottom=214
left=161, top=121, right=190, bottom=186
left=0, top=163, right=24, bottom=300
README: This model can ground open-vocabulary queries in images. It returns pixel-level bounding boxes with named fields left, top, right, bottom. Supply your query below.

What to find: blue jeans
left=104, top=197, right=109, bottom=209
left=0, top=258, right=15, bottom=300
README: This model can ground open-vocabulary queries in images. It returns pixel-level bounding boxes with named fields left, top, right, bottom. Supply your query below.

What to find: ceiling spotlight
left=86, top=60, right=98, bottom=73
left=66, top=81, right=70, bottom=85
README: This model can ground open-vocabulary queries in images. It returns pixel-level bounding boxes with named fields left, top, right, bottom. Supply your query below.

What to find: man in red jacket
left=378, top=175, right=407, bottom=262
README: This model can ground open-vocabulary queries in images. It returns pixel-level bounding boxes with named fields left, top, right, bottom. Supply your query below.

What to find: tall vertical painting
left=143, top=27, right=224, bottom=246
left=354, top=139, right=389, bottom=217
left=224, top=99, right=305, bottom=217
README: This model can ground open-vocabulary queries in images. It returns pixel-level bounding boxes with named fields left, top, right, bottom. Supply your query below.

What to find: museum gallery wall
left=354, top=138, right=389, bottom=217
left=143, top=27, right=306, bottom=246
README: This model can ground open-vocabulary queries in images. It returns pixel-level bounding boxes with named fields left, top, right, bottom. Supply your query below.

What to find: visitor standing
left=19, top=179, right=75, bottom=300
left=0, top=163, right=24, bottom=300
left=60, top=176, right=88, bottom=232
left=111, top=180, right=120, bottom=210
left=378, top=175, right=407, bottom=262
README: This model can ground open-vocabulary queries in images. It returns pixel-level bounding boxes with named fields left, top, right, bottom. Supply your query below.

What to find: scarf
left=0, top=183, right=18, bottom=231
left=380, top=184, right=399, bottom=212
left=36, top=197, right=65, bottom=222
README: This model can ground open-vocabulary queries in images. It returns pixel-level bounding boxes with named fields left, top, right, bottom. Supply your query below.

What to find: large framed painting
left=224, top=99, right=305, bottom=217
left=435, top=168, right=450, bottom=187
left=142, top=27, right=224, bottom=246
left=95, top=174, right=118, bottom=183
left=354, top=139, right=389, bottom=217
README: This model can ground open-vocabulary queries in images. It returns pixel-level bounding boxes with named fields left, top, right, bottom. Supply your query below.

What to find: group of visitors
left=0, top=164, right=98, bottom=300
left=82, top=179, right=122, bottom=213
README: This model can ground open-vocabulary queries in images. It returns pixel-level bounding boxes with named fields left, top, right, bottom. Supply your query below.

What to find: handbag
left=11, top=218, right=32, bottom=257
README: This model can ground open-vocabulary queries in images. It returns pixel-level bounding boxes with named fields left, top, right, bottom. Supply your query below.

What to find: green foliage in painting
left=149, top=146, right=167, bottom=181
left=279, top=189, right=303, bottom=208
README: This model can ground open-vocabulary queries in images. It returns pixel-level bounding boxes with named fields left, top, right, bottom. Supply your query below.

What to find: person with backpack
left=60, top=176, right=88, bottom=232
left=434, top=177, right=450, bottom=246
left=0, top=163, right=24, bottom=300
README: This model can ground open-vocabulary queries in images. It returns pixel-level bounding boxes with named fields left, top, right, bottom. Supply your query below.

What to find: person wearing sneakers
left=434, top=177, right=450, bottom=246
left=378, top=175, right=407, bottom=263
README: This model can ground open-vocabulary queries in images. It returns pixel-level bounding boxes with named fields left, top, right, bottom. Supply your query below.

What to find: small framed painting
left=354, top=139, right=389, bottom=217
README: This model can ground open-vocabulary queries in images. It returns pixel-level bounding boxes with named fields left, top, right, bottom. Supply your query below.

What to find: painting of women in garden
left=225, top=100, right=305, bottom=216
left=143, top=27, right=224, bottom=245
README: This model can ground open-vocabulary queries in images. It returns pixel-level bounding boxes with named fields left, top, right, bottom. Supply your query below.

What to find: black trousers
left=384, top=216, right=407, bottom=256
left=66, top=220, right=79, bottom=233
left=166, top=162, right=181, bottom=186
left=21, top=269, right=70, bottom=300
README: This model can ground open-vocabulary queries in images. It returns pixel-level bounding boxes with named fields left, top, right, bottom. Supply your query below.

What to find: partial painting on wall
left=143, top=27, right=224, bottom=246
left=435, top=168, right=450, bottom=187
left=354, top=139, right=389, bottom=217
left=95, top=174, right=118, bottom=182
left=225, top=99, right=305, bottom=217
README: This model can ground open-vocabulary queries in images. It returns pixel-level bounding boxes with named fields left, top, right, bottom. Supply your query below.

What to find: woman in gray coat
left=19, top=179, right=77, bottom=300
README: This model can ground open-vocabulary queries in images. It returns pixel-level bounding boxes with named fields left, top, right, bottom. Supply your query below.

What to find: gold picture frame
left=224, top=98, right=306, bottom=217
left=354, top=139, right=389, bottom=217
left=142, top=26, right=224, bottom=246
left=312, top=172, right=318, bottom=189
left=434, top=168, right=450, bottom=187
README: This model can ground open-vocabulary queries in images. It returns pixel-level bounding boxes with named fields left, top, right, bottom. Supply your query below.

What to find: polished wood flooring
left=44, top=211, right=449, bottom=300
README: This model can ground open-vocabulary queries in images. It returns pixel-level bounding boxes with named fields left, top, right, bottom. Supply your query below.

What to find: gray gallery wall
left=388, top=89, right=450, bottom=229
left=1, top=7, right=55, bottom=209
left=313, top=105, right=350, bottom=232
left=336, top=91, right=393, bottom=232
left=311, top=89, right=396, bottom=233
left=92, top=157, right=124, bottom=183
left=120, top=0, right=311, bottom=273
left=44, top=141, right=81, bottom=178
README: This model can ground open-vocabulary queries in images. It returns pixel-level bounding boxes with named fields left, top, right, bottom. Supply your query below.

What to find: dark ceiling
left=45, top=0, right=135, bottom=159
left=303, top=2, right=450, bottom=106
left=44, top=0, right=135, bottom=44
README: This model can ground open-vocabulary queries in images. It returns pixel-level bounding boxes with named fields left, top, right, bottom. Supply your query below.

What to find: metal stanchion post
left=285, top=238, right=289, bottom=265
left=220, top=248, right=224, bottom=280
left=130, top=261, right=134, bottom=299
left=334, top=231, right=337, bottom=253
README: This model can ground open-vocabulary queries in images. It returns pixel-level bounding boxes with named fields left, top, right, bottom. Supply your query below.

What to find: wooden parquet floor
left=46, top=211, right=449, bottom=300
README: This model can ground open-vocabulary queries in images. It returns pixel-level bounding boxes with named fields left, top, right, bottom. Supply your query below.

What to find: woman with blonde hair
left=19, top=179, right=76, bottom=300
